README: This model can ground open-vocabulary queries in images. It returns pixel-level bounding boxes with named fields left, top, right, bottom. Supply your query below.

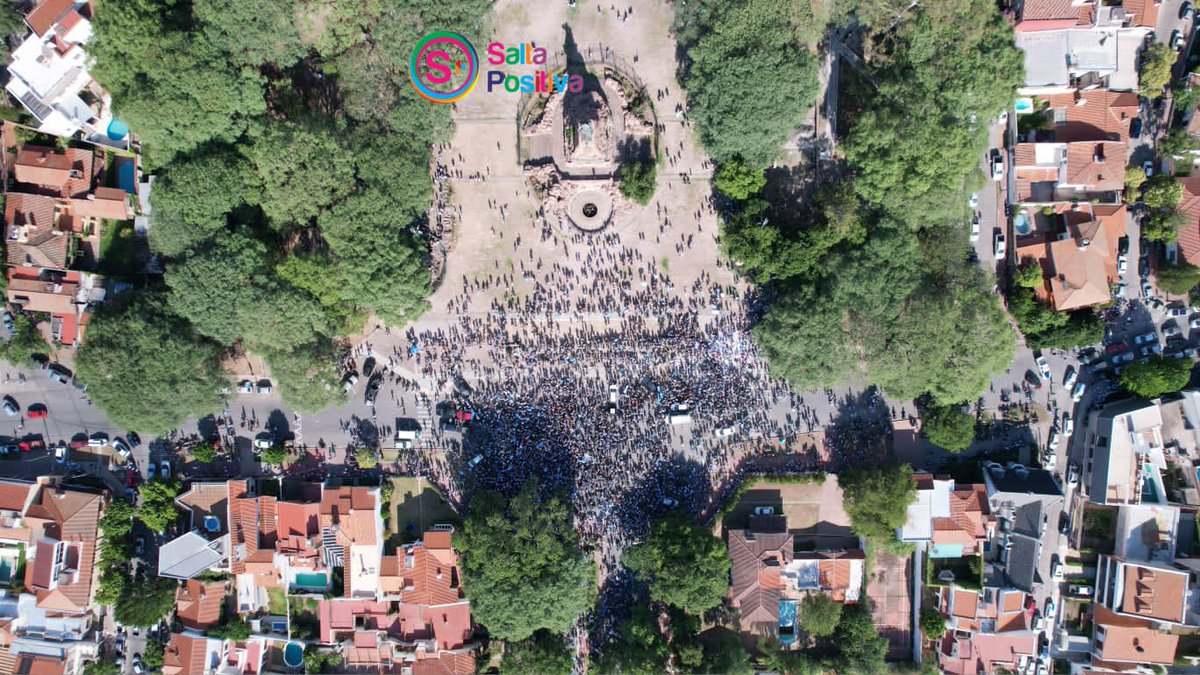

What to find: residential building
left=1081, top=399, right=1169, bottom=506
left=935, top=586, right=1038, bottom=675
left=1173, top=175, right=1200, bottom=267
left=1013, top=141, right=1126, bottom=201
left=6, top=269, right=104, bottom=346
left=1014, top=0, right=1152, bottom=94
left=898, top=474, right=993, bottom=558
left=176, top=581, right=225, bottom=633
left=162, top=633, right=221, bottom=675
left=1013, top=203, right=1125, bottom=311
left=981, top=463, right=1063, bottom=593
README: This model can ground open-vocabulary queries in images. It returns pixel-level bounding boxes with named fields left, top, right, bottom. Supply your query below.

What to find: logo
left=409, top=31, right=479, bottom=104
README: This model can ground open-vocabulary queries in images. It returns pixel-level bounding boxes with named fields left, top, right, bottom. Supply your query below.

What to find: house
left=1095, top=556, right=1191, bottom=625
left=1013, top=203, right=1125, bottom=311
left=162, top=634, right=221, bottom=675
left=981, top=463, right=1064, bottom=593
left=1014, top=0, right=1152, bottom=94
left=935, top=586, right=1038, bottom=675
left=1173, top=175, right=1200, bottom=267
left=1039, top=89, right=1141, bottom=143
left=1082, top=399, right=1169, bottom=506
left=319, top=487, right=382, bottom=599
left=1091, top=604, right=1181, bottom=668
left=1013, top=141, right=1126, bottom=201
left=13, top=146, right=99, bottom=199
left=5, top=0, right=126, bottom=145
left=176, top=581, right=226, bottom=632
left=6, top=269, right=104, bottom=346
left=898, top=474, right=993, bottom=558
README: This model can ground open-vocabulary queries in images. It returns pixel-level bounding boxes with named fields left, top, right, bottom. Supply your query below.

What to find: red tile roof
left=25, top=0, right=73, bottom=37
left=1176, top=175, right=1200, bottom=266
left=176, top=580, right=225, bottom=631
left=163, top=634, right=209, bottom=675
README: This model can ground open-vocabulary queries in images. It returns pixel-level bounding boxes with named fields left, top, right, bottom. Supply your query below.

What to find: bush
left=922, top=404, right=976, bottom=453
left=801, top=593, right=843, bottom=637
left=1120, top=356, right=1192, bottom=398
left=1157, top=262, right=1200, bottom=295
left=191, top=442, right=217, bottom=464
left=261, top=446, right=287, bottom=465
left=619, top=159, right=657, bottom=205
left=714, top=160, right=766, bottom=201
left=355, top=448, right=378, bottom=469
left=920, top=608, right=947, bottom=640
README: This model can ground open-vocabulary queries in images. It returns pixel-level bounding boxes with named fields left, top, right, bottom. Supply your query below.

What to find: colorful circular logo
left=409, top=31, right=479, bottom=104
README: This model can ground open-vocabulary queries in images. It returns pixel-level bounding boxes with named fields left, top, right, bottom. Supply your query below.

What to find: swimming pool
left=1014, top=211, right=1032, bottom=236
left=0, top=559, right=13, bottom=584
left=1015, top=98, right=1034, bottom=114
left=283, top=642, right=303, bottom=668
left=117, top=161, right=135, bottom=194
left=106, top=119, right=129, bottom=141
left=778, top=600, right=798, bottom=645
left=293, top=572, right=327, bottom=590
left=1142, top=463, right=1160, bottom=503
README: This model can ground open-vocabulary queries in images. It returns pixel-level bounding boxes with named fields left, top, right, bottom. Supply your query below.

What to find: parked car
left=1131, top=117, right=1143, bottom=139
left=1036, top=356, right=1052, bottom=379
left=1118, top=257, right=1128, bottom=274
left=1172, top=29, right=1186, bottom=50
left=147, top=462, right=156, bottom=478
left=1115, top=282, right=1127, bottom=298
left=255, top=380, right=272, bottom=394
left=253, top=435, right=274, bottom=449
left=1063, top=413, right=1075, bottom=438
left=1072, top=382, right=1087, bottom=402
left=991, top=150, right=1004, bottom=181
left=1139, top=257, right=1150, bottom=279
left=1, top=397, right=17, bottom=417
left=160, top=461, right=170, bottom=478
left=364, top=374, right=383, bottom=406
left=1191, top=317, right=1200, bottom=330
left=0, top=312, right=12, bottom=333
left=994, top=231, right=1007, bottom=260
left=1169, top=305, right=1189, bottom=317
left=1165, top=324, right=1182, bottom=338
left=46, top=366, right=69, bottom=385
left=341, top=373, right=359, bottom=393
left=1068, top=584, right=1094, bottom=597
left=1063, top=366, right=1077, bottom=389
left=54, top=444, right=64, bottom=462
left=1143, top=280, right=1154, bottom=298
left=969, top=192, right=979, bottom=209
left=1047, top=429, right=1060, bottom=452
left=1051, top=556, right=1064, bottom=580
left=237, top=380, right=253, bottom=394
left=87, top=433, right=107, bottom=447
left=113, top=438, right=131, bottom=459
left=1067, top=461, right=1079, bottom=484
left=362, top=357, right=376, bottom=379
left=754, top=506, right=775, bottom=516
left=1135, top=331, right=1158, bottom=345
left=25, top=405, right=45, bottom=419
left=1043, top=450, right=1057, bottom=471
left=1184, top=1, right=1196, bottom=21
left=969, top=220, right=980, bottom=243
left=1145, top=159, right=1156, bottom=176
left=468, top=454, right=483, bottom=468
left=1025, top=370, right=1043, bottom=390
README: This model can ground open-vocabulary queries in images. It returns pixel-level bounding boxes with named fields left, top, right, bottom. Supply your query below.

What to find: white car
left=1047, top=429, right=1060, bottom=452
left=1144, top=160, right=1155, bottom=177
left=1043, top=451, right=1057, bottom=471
left=968, top=192, right=979, bottom=209
left=1118, top=257, right=1128, bottom=274
left=1143, top=280, right=1154, bottom=298
left=54, top=444, right=65, bottom=462
left=1036, top=356, right=1051, bottom=379
left=1067, top=461, right=1080, bottom=485
left=113, top=439, right=131, bottom=459
left=1115, top=282, right=1127, bottom=298
left=1063, top=366, right=1077, bottom=389
left=969, top=220, right=980, bottom=243
left=994, top=231, right=1006, bottom=260
left=160, top=461, right=171, bottom=478
left=1072, top=382, right=1087, bottom=402
left=608, top=384, right=618, bottom=404
left=998, top=111, right=1009, bottom=126
left=87, top=434, right=107, bottom=448
left=754, top=506, right=775, bottom=516
left=253, top=437, right=273, bottom=449
left=991, top=152, right=1005, bottom=181
left=1191, top=317, right=1200, bottom=330
left=1063, top=413, right=1075, bottom=438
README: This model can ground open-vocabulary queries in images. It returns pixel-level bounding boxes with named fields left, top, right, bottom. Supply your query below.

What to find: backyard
left=266, top=587, right=287, bottom=616
left=926, top=555, right=983, bottom=591
left=97, top=219, right=145, bottom=277
left=386, top=477, right=459, bottom=549
left=1081, top=506, right=1117, bottom=554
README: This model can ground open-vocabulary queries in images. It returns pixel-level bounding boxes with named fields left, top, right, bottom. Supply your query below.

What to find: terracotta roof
left=389, top=537, right=464, bottom=606
left=0, top=482, right=33, bottom=513
left=13, top=147, right=71, bottom=189
left=396, top=601, right=473, bottom=651
left=951, top=589, right=979, bottom=619
left=1176, top=175, right=1200, bottom=266
left=23, top=483, right=101, bottom=614
left=1021, top=0, right=1082, bottom=20
left=4, top=193, right=67, bottom=270
left=1093, top=605, right=1179, bottom=664
left=177, top=483, right=230, bottom=534
left=176, top=580, right=225, bottom=631
left=1064, top=141, right=1126, bottom=191
left=25, top=0, right=73, bottom=37
left=6, top=275, right=78, bottom=316
left=939, top=631, right=1038, bottom=675
left=1043, top=90, right=1141, bottom=142
left=163, top=634, right=209, bottom=675
left=13, top=655, right=64, bottom=675
left=411, top=652, right=476, bottom=675
left=727, top=529, right=793, bottom=624
left=1124, top=0, right=1160, bottom=27
left=1119, top=563, right=1188, bottom=623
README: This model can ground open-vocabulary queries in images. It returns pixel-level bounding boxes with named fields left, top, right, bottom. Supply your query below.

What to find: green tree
left=754, top=636, right=823, bottom=675
left=191, top=442, right=217, bottom=464
left=834, top=603, right=888, bottom=675
left=1161, top=127, right=1200, bottom=159
left=1143, top=174, right=1184, bottom=211
left=593, top=605, right=670, bottom=675
left=114, top=576, right=177, bottom=627
left=920, top=607, right=948, bottom=640
left=922, top=404, right=976, bottom=453
left=801, top=593, right=843, bottom=638
left=500, top=630, right=573, bottom=675
left=1015, top=260, right=1045, bottom=289
left=242, top=120, right=356, bottom=230
left=303, top=647, right=343, bottom=675
left=208, top=619, right=251, bottom=641
left=622, top=512, right=730, bottom=615
left=682, top=0, right=819, bottom=167
left=356, top=448, right=379, bottom=469
left=93, top=568, right=127, bottom=607
left=75, top=293, right=224, bottom=435
left=840, top=462, right=917, bottom=548
left=137, top=479, right=182, bottom=533
left=193, top=0, right=306, bottom=67
left=1126, top=165, right=1148, bottom=195
left=619, top=159, right=657, bottom=205
left=1157, top=262, right=1200, bottom=295
left=261, top=339, right=347, bottom=412
left=1140, top=44, right=1177, bottom=97
left=83, top=660, right=121, bottom=675
left=1121, top=356, right=1192, bottom=398
left=3, top=314, right=48, bottom=366
left=261, top=446, right=288, bottom=466
left=714, top=160, right=766, bottom=201
left=149, top=148, right=255, bottom=257
left=1146, top=210, right=1186, bottom=244
left=457, top=480, right=596, bottom=641
left=99, top=499, right=135, bottom=543
left=143, top=643, right=164, bottom=670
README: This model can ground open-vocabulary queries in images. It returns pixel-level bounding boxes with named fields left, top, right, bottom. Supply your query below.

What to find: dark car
left=1024, top=370, right=1043, bottom=390
left=1139, top=257, right=1150, bottom=278
left=362, top=356, right=376, bottom=379
left=1131, top=118, right=1143, bottom=139
left=363, top=374, right=383, bottom=406
left=1183, top=1, right=1194, bottom=21
left=1118, top=236, right=1130, bottom=256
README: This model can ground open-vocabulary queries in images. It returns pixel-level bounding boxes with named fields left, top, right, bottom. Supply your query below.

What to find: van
left=666, top=413, right=693, bottom=425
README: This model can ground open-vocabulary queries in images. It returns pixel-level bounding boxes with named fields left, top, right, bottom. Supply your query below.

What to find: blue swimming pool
left=1143, top=463, right=1160, bottom=503
left=107, top=119, right=129, bottom=141
left=283, top=642, right=303, bottom=668
left=778, top=600, right=798, bottom=645
left=293, top=572, right=327, bottom=590
left=1015, top=98, right=1034, bottom=114
left=117, top=161, right=135, bottom=194
left=0, top=559, right=13, bottom=584
left=1014, top=211, right=1032, bottom=236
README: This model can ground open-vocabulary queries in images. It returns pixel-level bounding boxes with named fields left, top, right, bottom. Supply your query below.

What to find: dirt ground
left=867, top=550, right=914, bottom=661
left=388, top=476, right=459, bottom=541
left=719, top=476, right=853, bottom=537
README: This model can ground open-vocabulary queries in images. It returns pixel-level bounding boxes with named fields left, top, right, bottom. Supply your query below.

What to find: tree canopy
left=800, top=593, right=842, bottom=638
left=75, top=293, right=224, bottom=435
left=922, top=404, right=976, bottom=453
left=456, top=480, right=596, bottom=641
left=114, top=576, right=177, bottom=627
left=622, top=512, right=730, bottom=615
left=1140, top=44, right=1177, bottom=97
left=619, top=159, right=657, bottom=205
left=833, top=603, right=889, bottom=674
left=840, top=462, right=917, bottom=549
left=714, top=160, right=767, bottom=201
left=137, top=479, right=183, bottom=533
left=1121, top=356, right=1192, bottom=399
left=1157, top=263, right=1200, bottom=295
left=500, top=631, right=574, bottom=675
left=679, top=0, right=819, bottom=167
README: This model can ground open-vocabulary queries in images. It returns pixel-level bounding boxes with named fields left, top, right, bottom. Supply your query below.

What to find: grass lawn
left=97, top=220, right=145, bottom=277
left=388, top=477, right=459, bottom=544
left=266, top=587, right=287, bottom=615
left=1082, top=506, right=1117, bottom=553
